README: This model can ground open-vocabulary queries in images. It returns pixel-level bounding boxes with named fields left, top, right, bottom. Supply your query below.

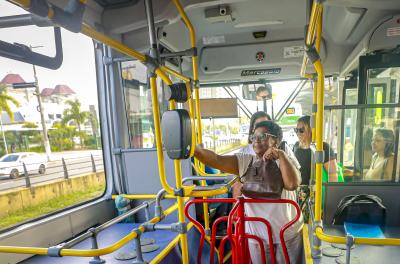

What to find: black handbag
left=240, top=157, right=283, bottom=199
left=332, top=194, right=386, bottom=226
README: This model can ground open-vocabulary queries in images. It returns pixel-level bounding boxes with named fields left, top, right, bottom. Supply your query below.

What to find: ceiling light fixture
left=234, top=20, right=284, bottom=28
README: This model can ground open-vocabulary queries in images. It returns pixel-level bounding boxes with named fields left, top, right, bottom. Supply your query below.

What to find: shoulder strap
left=239, top=156, right=254, bottom=182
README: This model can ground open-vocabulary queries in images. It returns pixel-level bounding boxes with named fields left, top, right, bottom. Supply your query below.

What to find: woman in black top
left=293, top=115, right=338, bottom=185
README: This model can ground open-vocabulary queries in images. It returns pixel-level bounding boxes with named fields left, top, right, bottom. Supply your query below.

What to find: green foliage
left=62, top=99, right=91, bottom=147
left=0, top=84, right=20, bottom=121
left=22, top=122, right=38, bottom=128
left=48, top=122, right=76, bottom=151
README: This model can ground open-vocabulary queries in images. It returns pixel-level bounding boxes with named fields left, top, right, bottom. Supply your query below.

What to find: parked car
left=0, top=152, right=47, bottom=179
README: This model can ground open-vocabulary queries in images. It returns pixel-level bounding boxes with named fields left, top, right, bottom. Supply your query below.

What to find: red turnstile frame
left=184, top=197, right=301, bottom=264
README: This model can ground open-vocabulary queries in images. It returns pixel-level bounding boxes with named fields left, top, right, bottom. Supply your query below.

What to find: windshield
left=0, top=155, right=19, bottom=162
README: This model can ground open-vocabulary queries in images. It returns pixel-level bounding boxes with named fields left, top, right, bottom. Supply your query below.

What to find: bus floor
left=304, top=224, right=400, bottom=264
left=21, top=217, right=219, bottom=264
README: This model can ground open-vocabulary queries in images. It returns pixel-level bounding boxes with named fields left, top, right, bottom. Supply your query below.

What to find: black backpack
left=332, top=194, right=386, bottom=226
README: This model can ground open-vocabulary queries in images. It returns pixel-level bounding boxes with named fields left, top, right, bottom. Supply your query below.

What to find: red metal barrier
left=184, top=197, right=301, bottom=264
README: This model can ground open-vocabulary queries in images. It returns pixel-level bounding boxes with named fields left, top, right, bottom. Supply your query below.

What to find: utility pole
left=30, top=46, right=51, bottom=161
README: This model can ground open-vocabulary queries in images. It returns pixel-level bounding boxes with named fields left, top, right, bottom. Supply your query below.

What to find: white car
left=0, top=152, right=47, bottom=179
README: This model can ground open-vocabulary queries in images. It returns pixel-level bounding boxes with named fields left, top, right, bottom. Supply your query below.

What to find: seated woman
left=365, top=128, right=395, bottom=181
left=194, top=121, right=303, bottom=264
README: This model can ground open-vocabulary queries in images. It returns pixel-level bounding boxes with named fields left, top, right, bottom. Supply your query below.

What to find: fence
left=0, top=154, right=104, bottom=192
left=203, top=138, right=241, bottom=150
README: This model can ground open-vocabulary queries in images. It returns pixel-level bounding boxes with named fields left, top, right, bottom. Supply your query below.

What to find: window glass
left=367, top=67, right=400, bottom=104
left=361, top=107, right=397, bottom=181
left=345, top=89, right=358, bottom=105
left=0, top=1, right=105, bottom=230
left=121, top=60, right=164, bottom=149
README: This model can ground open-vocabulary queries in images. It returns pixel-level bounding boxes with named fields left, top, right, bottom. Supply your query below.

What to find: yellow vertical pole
left=314, top=61, right=324, bottom=222
left=149, top=77, right=174, bottom=195
left=173, top=160, right=189, bottom=264
left=171, top=0, right=210, bottom=236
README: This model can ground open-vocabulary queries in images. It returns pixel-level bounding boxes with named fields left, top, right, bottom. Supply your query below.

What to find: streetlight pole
left=32, top=63, right=52, bottom=161
left=29, top=45, right=51, bottom=161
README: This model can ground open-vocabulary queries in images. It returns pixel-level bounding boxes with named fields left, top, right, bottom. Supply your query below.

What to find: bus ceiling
left=4, top=0, right=400, bottom=80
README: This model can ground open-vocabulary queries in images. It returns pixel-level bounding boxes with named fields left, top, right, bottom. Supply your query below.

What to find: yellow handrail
left=300, top=1, right=323, bottom=77
left=111, top=194, right=176, bottom=199
left=0, top=202, right=182, bottom=256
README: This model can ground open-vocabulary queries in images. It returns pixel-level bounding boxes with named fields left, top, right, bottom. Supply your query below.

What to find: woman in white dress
left=194, top=121, right=303, bottom=264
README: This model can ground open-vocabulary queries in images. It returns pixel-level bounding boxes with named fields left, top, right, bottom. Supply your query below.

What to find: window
left=366, top=67, right=400, bottom=104
left=0, top=1, right=105, bottom=230
left=121, top=61, right=166, bottom=149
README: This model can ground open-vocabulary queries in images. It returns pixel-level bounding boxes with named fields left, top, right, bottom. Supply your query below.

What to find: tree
left=62, top=99, right=90, bottom=148
left=0, top=84, right=20, bottom=154
left=0, top=84, right=20, bottom=121
left=49, top=122, right=76, bottom=151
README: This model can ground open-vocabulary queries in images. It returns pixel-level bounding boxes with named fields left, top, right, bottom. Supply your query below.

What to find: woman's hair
left=254, top=121, right=283, bottom=141
left=248, top=111, right=272, bottom=143
left=297, top=115, right=311, bottom=128
left=375, top=128, right=395, bottom=157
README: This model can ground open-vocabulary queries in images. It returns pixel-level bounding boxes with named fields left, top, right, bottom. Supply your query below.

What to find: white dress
left=235, top=152, right=304, bottom=264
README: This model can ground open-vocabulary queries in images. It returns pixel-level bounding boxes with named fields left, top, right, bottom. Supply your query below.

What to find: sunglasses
left=294, top=128, right=305, bottom=134
left=250, top=132, right=277, bottom=143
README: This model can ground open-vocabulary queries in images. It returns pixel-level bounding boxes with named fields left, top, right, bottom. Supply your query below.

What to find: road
left=0, top=150, right=104, bottom=192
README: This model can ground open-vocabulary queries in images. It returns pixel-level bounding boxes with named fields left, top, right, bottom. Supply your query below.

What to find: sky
left=0, top=1, right=98, bottom=109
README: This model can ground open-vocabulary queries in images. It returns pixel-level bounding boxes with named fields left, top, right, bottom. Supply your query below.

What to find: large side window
left=0, top=2, right=105, bottom=230
left=120, top=61, right=162, bottom=149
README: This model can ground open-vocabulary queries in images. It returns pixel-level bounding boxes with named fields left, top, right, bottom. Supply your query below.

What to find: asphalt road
left=0, top=150, right=104, bottom=192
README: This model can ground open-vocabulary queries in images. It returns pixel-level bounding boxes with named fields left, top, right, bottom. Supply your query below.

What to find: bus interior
left=0, top=0, right=400, bottom=263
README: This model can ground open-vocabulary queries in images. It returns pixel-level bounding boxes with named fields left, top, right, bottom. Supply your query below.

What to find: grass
left=0, top=184, right=105, bottom=229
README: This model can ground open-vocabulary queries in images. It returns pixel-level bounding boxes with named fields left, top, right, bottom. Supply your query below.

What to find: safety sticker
left=387, top=26, right=400, bottom=37
left=283, top=46, right=304, bottom=58
left=202, top=35, right=225, bottom=45
left=241, top=68, right=281, bottom=76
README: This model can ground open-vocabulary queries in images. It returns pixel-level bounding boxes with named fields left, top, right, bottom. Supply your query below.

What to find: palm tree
left=0, top=84, right=20, bottom=121
left=0, top=84, right=20, bottom=154
left=62, top=99, right=90, bottom=147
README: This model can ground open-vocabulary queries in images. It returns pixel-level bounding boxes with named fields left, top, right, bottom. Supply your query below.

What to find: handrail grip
left=315, top=227, right=400, bottom=246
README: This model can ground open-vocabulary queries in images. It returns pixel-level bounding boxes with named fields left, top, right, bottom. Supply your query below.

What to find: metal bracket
left=312, top=104, right=317, bottom=113
left=112, top=148, right=122, bottom=155
left=48, top=245, right=63, bottom=257
left=144, top=54, right=159, bottom=76
left=174, top=188, right=184, bottom=197
left=193, top=80, right=200, bottom=89
left=314, top=150, right=325, bottom=164
left=30, top=0, right=49, bottom=17
left=171, top=222, right=187, bottom=234
left=305, top=46, right=321, bottom=64
left=205, top=229, right=211, bottom=236
left=103, top=56, right=113, bottom=65
left=142, top=223, right=156, bottom=232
